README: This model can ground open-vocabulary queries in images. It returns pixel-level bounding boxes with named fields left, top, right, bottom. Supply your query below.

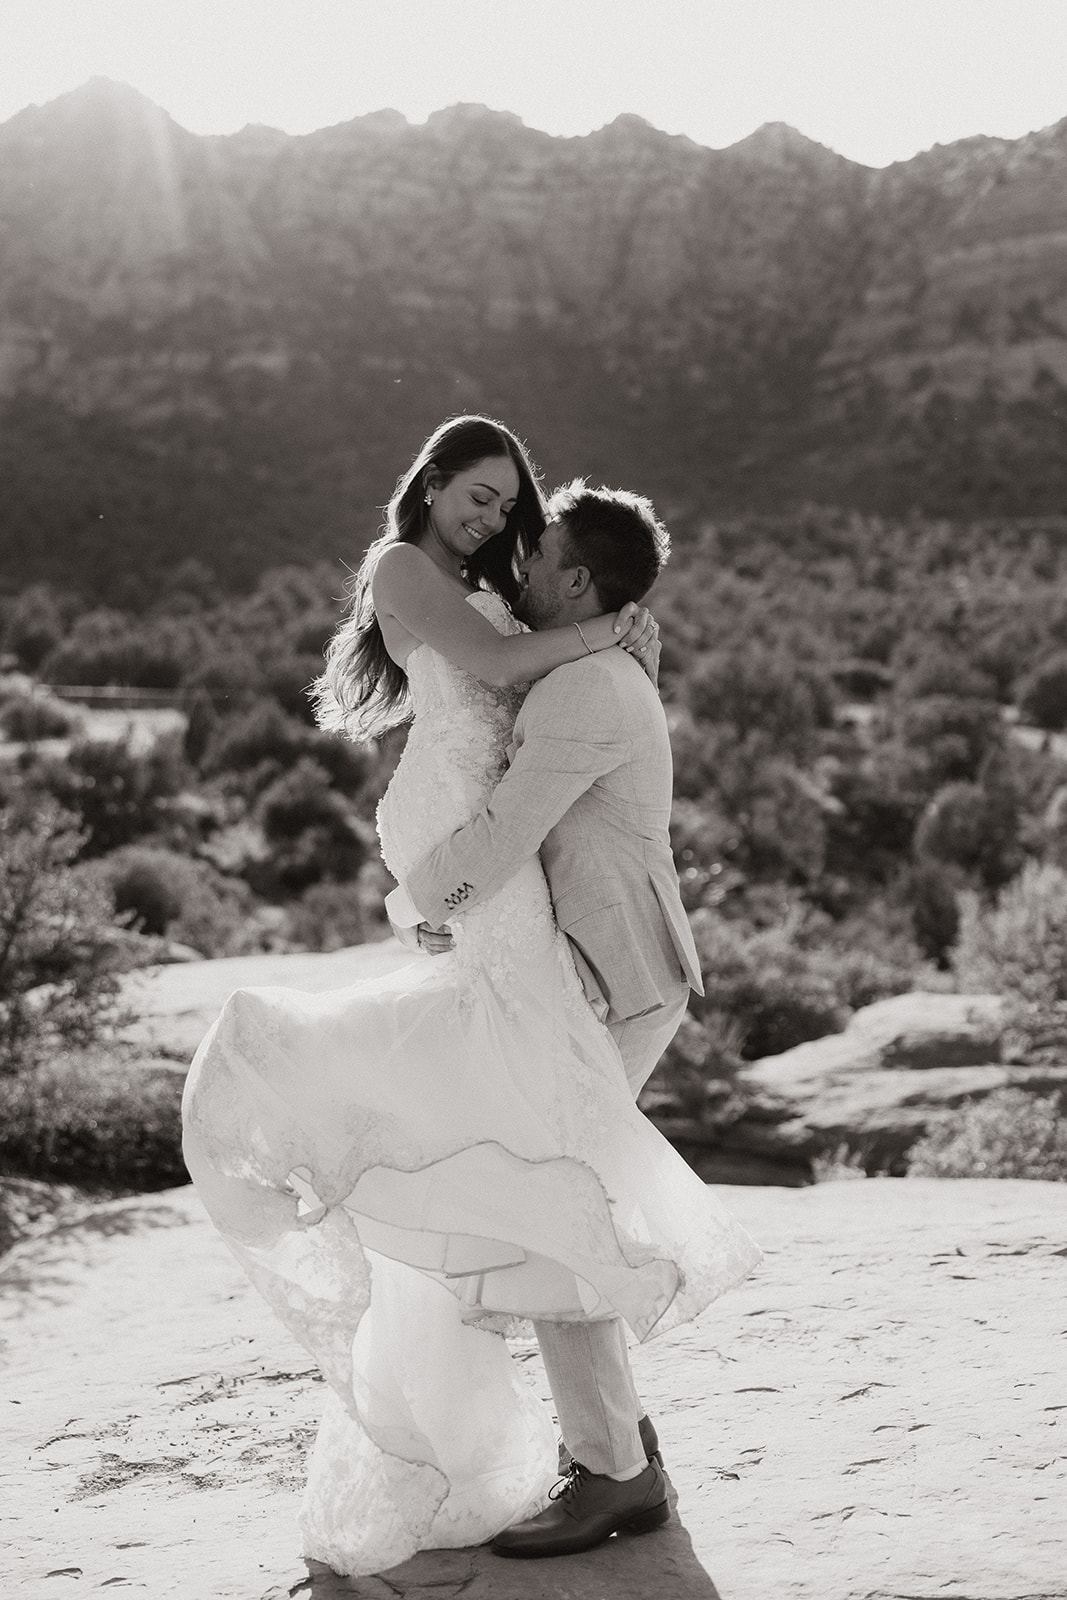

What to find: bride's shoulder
left=372, top=540, right=434, bottom=595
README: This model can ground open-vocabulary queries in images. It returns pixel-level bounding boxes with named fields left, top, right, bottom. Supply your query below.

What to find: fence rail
left=46, top=686, right=195, bottom=710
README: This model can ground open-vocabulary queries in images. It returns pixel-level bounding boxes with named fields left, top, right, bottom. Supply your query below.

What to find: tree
left=0, top=801, right=128, bottom=1075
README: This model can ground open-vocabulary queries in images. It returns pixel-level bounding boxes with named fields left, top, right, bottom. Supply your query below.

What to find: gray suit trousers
left=533, top=982, right=690, bottom=1476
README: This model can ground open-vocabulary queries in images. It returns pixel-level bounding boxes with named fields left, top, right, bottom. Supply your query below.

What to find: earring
left=424, top=491, right=433, bottom=506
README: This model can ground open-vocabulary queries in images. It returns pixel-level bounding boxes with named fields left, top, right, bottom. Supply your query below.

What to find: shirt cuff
left=385, top=883, right=422, bottom=927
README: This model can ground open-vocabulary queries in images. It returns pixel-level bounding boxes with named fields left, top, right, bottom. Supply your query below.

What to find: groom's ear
left=564, top=564, right=594, bottom=598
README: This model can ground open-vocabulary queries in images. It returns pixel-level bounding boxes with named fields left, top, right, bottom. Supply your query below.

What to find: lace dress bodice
left=376, top=590, right=572, bottom=1012
left=377, top=590, right=527, bottom=881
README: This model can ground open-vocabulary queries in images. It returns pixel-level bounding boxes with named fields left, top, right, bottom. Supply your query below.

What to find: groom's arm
left=392, top=661, right=628, bottom=930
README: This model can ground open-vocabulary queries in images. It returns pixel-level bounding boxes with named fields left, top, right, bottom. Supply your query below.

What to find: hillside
left=0, top=80, right=1066, bottom=596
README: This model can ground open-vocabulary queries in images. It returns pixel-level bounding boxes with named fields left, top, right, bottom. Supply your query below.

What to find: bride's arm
left=372, top=543, right=653, bottom=687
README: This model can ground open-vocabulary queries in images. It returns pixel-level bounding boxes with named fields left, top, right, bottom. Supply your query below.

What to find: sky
left=2, top=0, right=1065, bottom=168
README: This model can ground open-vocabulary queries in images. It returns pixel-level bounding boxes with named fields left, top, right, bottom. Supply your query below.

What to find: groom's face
left=516, top=520, right=579, bottom=630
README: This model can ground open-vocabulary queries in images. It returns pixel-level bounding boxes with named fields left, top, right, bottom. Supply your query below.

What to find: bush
left=287, top=880, right=369, bottom=951
left=903, top=860, right=961, bottom=964
left=94, top=845, right=258, bottom=956
left=690, top=910, right=846, bottom=1059
left=201, top=700, right=309, bottom=786
left=2, top=584, right=65, bottom=671
left=0, top=802, right=130, bottom=1076
left=1018, top=650, right=1067, bottom=731
left=0, top=1052, right=186, bottom=1189
left=0, top=692, right=74, bottom=741
left=202, top=699, right=370, bottom=796
left=253, top=758, right=366, bottom=894
left=688, top=642, right=834, bottom=761
left=907, top=1088, right=1067, bottom=1179
left=954, top=861, right=1067, bottom=1005
left=34, top=734, right=186, bottom=858
left=954, top=862, right=1067, bottom=1062
left=897, top=695, right=1004, bottom=788
left=915, top=779, right=1021, bottom=890
left=41, top=609, right=193, bottom=689
left=640, top=1009, right=749, bottom=1125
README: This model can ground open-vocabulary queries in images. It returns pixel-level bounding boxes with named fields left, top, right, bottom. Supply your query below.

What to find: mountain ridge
left=0, top=80, right=1065, bottom=597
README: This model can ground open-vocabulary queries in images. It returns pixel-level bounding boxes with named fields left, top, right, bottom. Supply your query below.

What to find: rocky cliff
left=1, top=79, right=1065, bottom=595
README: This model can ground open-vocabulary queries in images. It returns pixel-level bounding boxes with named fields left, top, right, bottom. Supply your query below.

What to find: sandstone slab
left=118, top=942, right=412, bottom=1064
left=693, top=991, right=1067, bottom=1181
left=3, top=1179, right=1065, bottom=1599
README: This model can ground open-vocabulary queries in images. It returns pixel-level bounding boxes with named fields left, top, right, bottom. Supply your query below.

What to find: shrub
left=1018, top=651, right=1067, bottom=731
left=954, top=861, right=1067, bottom=1005
left=0, top=802, right=129, bottom=1075
left=0, top=692, right=74, bottom=741
left=954, top=862, right=1067, bottom=1062
left=897, top=695, right=1004, bottom=788
left=34, top=734, right=186, bottom=858
left=915, top=779, right=1021, bottom=890
left=907, top=1088, right=1067, bottom=1179
left=287, top=880, right=369, bottom=951
left=253, top=758, right=366, bottom=894
left=688, top=642, right=835, bottom=761
left=201, top=700, right=309, bottom=784
left=41, top=610, right=196, bottom=690
left=202, top=699, right=370, bottom=796
left=0, top=1052, right=186, bottom=1189
left=902, top=860, right=961, bottom=964
left=94, top=845, right=257, bottom=957
left=690, top=910, right=846, bottom=1059
left=2, top=584, right=65, bottom=671
left=640, top=1010, right=749, bottom=1125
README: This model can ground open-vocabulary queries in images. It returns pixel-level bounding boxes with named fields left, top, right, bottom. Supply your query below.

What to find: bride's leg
left=533, top=1317, right=645, bottom=1478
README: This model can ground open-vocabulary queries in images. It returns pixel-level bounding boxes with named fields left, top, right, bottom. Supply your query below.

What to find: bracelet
left=573, top=621, right=595, bottom=656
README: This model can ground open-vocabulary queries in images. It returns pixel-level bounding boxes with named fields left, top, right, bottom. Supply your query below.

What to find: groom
left=385, top=479, right=701, bottom=1558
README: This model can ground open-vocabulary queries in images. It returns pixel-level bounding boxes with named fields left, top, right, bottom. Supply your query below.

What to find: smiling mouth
left=462, top=524, right=488, bottom=541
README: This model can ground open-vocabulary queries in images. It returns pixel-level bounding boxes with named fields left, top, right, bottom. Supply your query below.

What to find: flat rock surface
left=3, top=1178, right=1065, bottom=1599
left=119, top=943, right=412, bottom=1063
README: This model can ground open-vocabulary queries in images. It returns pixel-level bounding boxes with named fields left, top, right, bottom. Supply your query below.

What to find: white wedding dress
left=182, top=590, right=761, bottom=1576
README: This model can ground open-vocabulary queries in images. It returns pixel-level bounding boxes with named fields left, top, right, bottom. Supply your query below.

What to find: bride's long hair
left=311, top=416, right=546, bottom=740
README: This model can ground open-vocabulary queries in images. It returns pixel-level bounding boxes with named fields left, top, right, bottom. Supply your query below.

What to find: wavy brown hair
left=311, top=416, right=546, bottom=740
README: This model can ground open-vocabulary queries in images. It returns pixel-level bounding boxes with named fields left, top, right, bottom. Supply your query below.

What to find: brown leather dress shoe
left=490, top=1460, right=670, bottom=1559
left=557, top=1413, right=663, bottom=1475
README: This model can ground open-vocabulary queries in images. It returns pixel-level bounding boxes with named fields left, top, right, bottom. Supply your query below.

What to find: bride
left=181, top=414, right=760, bottom=1575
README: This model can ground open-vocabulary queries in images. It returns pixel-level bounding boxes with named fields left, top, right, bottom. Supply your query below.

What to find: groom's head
left=516, top=480, right=670, bottom=630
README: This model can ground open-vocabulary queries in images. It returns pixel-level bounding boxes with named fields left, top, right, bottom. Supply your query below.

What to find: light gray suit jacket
left=405, top=649, right=702, bottom=1024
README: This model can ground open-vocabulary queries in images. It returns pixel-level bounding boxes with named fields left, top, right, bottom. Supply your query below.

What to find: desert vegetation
left=2, top=506, right=1066, bottom=1213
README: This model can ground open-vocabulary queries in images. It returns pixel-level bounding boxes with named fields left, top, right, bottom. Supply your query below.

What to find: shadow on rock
left=290, top=1482, right=722, bottom=1599
left=0, top=1198, right=192, bottom=1306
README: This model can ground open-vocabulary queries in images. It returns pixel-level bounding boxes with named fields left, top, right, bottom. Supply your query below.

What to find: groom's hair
left=547, top=480, right=670, bottom=611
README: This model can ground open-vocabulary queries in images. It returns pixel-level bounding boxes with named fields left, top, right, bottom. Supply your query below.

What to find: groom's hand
left=388, top=914, right=453, bottom=955
left=417, top=922, right=454, bottom=956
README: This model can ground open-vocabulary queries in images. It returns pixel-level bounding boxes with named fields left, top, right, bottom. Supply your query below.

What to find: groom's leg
left=532, top=985, right=691, bottom=1476
left=608, top=983, right=690, bottom=1098
left=533, top=1316, right=645, bottom=1477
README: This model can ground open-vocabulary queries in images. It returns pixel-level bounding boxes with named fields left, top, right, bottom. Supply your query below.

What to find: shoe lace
left=549, top=1461, right=588, bottom=1503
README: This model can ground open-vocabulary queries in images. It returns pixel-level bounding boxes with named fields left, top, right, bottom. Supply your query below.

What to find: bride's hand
left=613, top=605, right=661, bottom=682
left=579, top=604, right=656, bottom=656
left=632, top=623, right=661, bottom=685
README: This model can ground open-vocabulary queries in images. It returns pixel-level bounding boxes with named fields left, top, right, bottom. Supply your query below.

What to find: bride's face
left=424, top=456, right=520, bottom=570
